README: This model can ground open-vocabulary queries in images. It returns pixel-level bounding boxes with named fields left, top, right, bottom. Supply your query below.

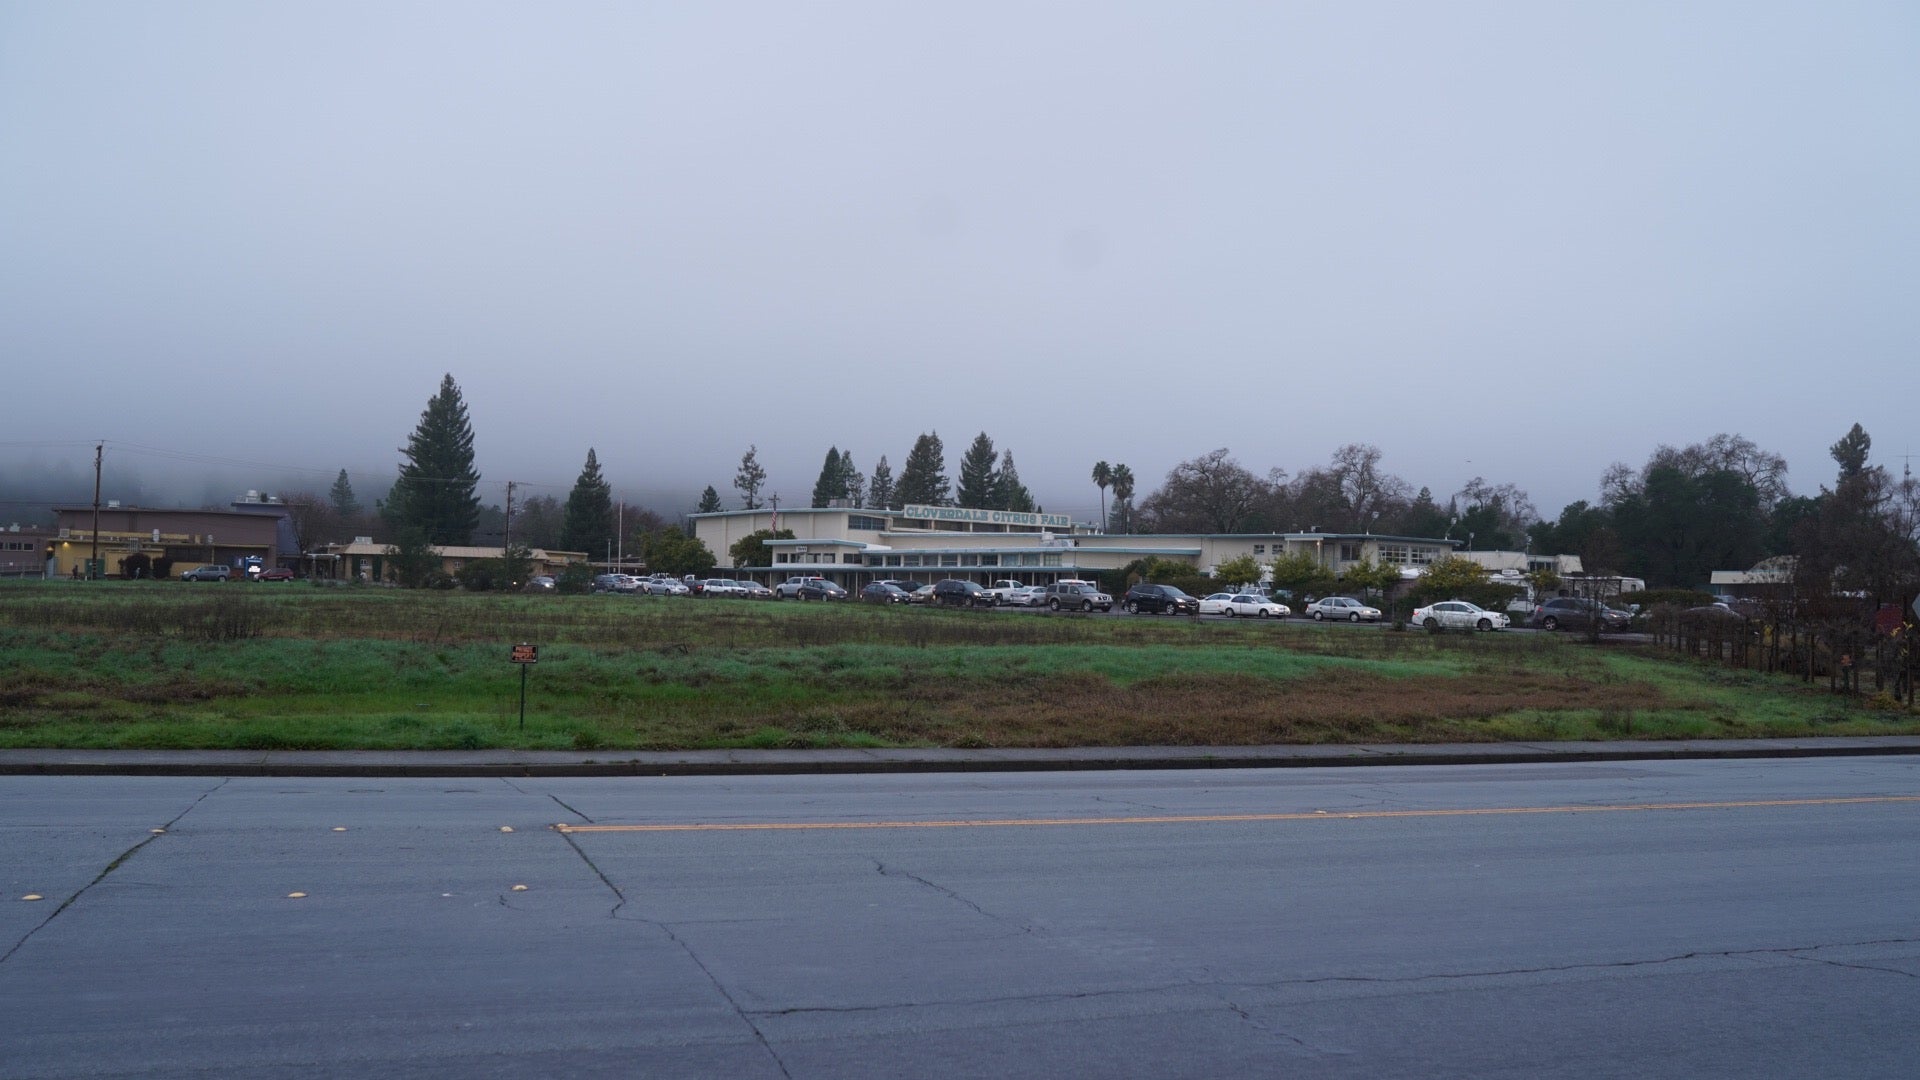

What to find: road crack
left=1238, top=937, right=1920, bottom=989
left=873, top=859, right=1035, bottom=934
left=558, top=830, right=791, bottom=1077
left=1, top=779, right=229, bottom=966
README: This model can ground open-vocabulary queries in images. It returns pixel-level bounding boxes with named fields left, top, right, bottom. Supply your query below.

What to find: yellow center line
left=552, top=795, right=1920, bottom=833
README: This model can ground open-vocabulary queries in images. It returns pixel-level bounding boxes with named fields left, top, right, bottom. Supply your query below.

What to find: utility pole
left=89, top=441, right=102, bottom=580
left=503, top=480, right=515, bottom=553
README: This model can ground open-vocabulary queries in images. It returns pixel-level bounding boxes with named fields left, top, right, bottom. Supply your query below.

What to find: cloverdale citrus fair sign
left=901, top=504, right=1074, bottom=529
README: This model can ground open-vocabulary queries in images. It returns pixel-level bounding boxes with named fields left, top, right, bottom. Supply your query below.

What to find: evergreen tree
left=328, top=469, right=361, bottom=518
left=733, top=445, right=766, bottom=509
left=1831, top=423, right=1871, bottom=480
left=385, top=374, right=481, bottom=545
left=560, top=448, right=615, bottom=555
left=955, top=432, right=998, bottom=508
left=867, top=455, right=896, bottom=510
left=696, top=486, right=723, bottom=514
left=991, top=450, right=1034, bottom=512
left=838, top=450, right=864, bottom=508
left=810, top=446, right=845, bottom=508
left=896, top=433, right=949, bottom=506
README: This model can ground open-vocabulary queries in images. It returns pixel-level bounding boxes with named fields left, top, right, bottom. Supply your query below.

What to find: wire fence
left=1644, top=601, right=1917, bottom=706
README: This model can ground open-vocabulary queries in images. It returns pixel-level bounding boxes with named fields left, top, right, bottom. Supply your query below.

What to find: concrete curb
left=3, top=738, right=1919, bottom=778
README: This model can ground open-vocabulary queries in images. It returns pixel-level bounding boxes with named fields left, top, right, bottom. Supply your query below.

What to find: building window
left=903, top=555, right=922, bottom=567
left=885, top=555, right=901, bottom=567
left=1253, top=544, right=1265, bottom=555
left=866, top=555, right=883, bottom=567
left=979, top=554, right=998, bottom=566
left=960, top=554, right=979, bottom=567
left=1377, top=544, right=1410, bottom=565
left=1339, top=543, right=1362, bottom=562
left=941, top=554, right=959, bottom=567
left=848, top=514, right=886, bottom=532
left=819, top=554, right=835, bottom=564
left=1042, top=554, right=1061, bottom=567
left=1022, top=554, right=1040, bottom=566
left=1412, top=548, right=1438, bottom=565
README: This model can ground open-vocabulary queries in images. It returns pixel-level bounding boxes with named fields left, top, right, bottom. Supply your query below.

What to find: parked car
left=1197, top=592, right=1237, bottom=615
left=1001, top=584, right=1048, bottom=607
left=1529, top=596, right=1631, bottom=632
left=860, top=582, right=913, bottom=604
left=795, top=579, right=848, bottom=601
left=774, top=575, right=827, bottom=599
left=1215, top=592, right=1291, bottom=618
left=180, top=565, right=232, bottom=582
left=1303, top=596, right=1382, bottom=622
left=697, top=578, right=748, bottom=598
left=982, top=580, right=1028, bottom=605
left=1122, top=583, right=1198, bottom=615
left=931, top=579, right=995, bottom=608
left=737, top=580, right=774, bottom=600
left=645, top=577, right=690, bottom=596
left=1411, top=599, right=1508, bottom=631
left=523, top=575, right=557, bottom=592
left=907, top=584, right=936, bottom=604
left=1044, top=582, right=1113, bottom=612
left=591, top=574, right=624, bottom=594
left=256, top=567, right=295, bottom=582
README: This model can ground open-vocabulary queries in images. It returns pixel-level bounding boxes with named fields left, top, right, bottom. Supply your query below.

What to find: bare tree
left=1137, top=449, right=1273, bottom=533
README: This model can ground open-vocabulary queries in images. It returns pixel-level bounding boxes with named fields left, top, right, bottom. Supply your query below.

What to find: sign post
left=509, top=643, right=538, bottom=731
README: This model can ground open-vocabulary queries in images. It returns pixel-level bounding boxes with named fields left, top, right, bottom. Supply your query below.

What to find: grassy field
left=1, top=580, right=1913, bottom=750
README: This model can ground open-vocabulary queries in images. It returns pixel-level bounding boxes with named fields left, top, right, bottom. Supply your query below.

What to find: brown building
left=0, top=524, right=56, bottom=578
left=52, top=495, right=296, bottom=579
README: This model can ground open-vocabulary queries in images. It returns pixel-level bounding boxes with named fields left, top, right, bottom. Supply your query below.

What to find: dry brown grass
left=722, top=667, right=1676, bottom=748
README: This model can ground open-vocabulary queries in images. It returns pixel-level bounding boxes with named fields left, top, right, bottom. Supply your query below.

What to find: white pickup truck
left=773, top=575, right=826, bottom=599
left=983, top=580, right=1027, bottom=605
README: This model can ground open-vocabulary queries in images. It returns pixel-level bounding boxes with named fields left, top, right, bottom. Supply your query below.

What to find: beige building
left=311, top=540, right=589, bottom=582
left=692, top=505, right=1458, bottom=587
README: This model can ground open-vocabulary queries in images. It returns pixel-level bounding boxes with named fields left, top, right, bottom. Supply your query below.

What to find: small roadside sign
left=509, top=643, right=538, bottom=730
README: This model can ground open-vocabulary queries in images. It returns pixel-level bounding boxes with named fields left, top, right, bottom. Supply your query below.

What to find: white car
left=1002, top=585, right=1048, bottom=608
left=646, top=578, right=690, bottom=596
left=1197, top=592, right=1238, bottom=615
left=1412, top=600, right=1509, bottom=631
left=1218, top=593, right=1290, bottom=618
left=698, top=578, right=748, bottom=598
left=774, top=575, right=826, bottom=599
left=1304, top=596, right=1382, bottom=622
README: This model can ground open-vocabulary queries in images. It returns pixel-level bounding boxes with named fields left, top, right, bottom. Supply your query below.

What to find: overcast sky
left=3, top=2, right=1916, bottom=524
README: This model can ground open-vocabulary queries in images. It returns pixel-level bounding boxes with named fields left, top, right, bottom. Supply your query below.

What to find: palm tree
left=1092, top=461, right=1112, bottom=531
left=1110, top=464, right=1135, bottom=534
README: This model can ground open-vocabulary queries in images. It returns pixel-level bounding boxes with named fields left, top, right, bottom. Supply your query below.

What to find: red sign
left=510, top=643, right=538, bottom=664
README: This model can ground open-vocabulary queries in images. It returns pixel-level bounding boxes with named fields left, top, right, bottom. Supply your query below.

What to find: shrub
left=557, top=563, right=596, bottom=594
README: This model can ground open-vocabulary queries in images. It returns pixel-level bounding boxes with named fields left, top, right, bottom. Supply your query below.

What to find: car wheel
left=1423, top=617, right=1439, bottom=630
left=1257, top=609, right=1270, bottom=618
left=1477, top=618, right=1492, bottom=631
left=1124, top=601, right=1138, bottom=614
left=1349, top=612, right=1360, bottom=622
left=1312, top=611, right=1323, bottom=621
left=1542, top=616, right=1559, bottom=631
left=1048, top=599, right=1061, bottom=612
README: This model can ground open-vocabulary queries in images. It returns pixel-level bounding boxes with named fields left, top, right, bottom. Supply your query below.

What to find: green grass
left=0, top=580, right=1912, bottom=749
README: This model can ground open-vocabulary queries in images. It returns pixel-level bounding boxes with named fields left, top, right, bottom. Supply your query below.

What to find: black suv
left=1123, top=583, right=1199, bottom=615
left=931, top=579, right=995, bottom=608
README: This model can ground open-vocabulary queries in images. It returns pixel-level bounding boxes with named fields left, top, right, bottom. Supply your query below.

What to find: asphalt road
left=4, top=758, right=1918, bottom=1078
